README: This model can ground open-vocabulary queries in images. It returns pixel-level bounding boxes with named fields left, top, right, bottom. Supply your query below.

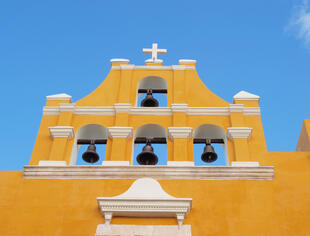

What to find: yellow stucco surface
left=1, top=60, right=310, bottom=235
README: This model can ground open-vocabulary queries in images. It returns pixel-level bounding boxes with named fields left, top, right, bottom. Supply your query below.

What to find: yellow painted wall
left=1, top=60, right=310, bottom=235
left=2, top=151, right=310, bottom=235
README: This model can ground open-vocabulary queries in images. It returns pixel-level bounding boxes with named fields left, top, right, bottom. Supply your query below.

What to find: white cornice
left=74, top=106, right=115, bottom=115
left=227, top=127, right=253, bottom=140
left=130, top=107, right=172, bottom=116
left=171, top=104, right=188, bottom=113
left=59, top=103, right=75, bottom=112
left=233, top=90, right=260, bottom=101
left=23, top=165, right=274, bottom=180
left=111, top=65, right=195, bottom=71
left=229, top=104, right=244, bottom=113
left=97, top=178, right=192, bottom=227
left=187, top=107, right=230, bottom=115
left=46, top=93, right=72, bottom=101
left=43, top=105, right=261, bottom=116
left=49, top=126, right=75, bottom=139
left=168, top=127, right=192, bottom=140
left=179, top=59, right=196, bottom=65
left=114, top=103, right=132, bottom=113
left=108, top=127, right=133, bottom=139
left=110, top=58, right=130, bottom=64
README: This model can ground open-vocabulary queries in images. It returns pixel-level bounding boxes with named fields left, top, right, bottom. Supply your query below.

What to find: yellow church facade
left=1, top=43, right=310, bottom=235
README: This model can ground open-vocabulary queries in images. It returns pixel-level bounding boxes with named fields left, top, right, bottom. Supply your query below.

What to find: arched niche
left=132, top=124, right=168, bottom=165
left=193, top=124, right=228, bottom=166
left=70, top=124, right=108, bottom=165
left=136, top=76, right=168, bottom=107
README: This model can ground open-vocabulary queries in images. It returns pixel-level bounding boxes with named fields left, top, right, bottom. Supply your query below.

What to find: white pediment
left=233, top=90, right=260, bottom=101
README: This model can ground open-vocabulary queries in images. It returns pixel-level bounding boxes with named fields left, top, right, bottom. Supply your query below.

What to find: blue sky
left=0, top=0, right=309, bottom=170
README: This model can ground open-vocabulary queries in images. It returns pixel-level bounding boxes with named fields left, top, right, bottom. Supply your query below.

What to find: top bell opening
left=137, top=76, right=168, bottom=107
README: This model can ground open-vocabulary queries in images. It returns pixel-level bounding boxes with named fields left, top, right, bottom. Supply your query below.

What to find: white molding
left=231, top=162, right=259, bottom=167
left=145, top=58, right=163, bottom=63
left=227, top=127, right=252, bottom=140
left=229, top=104, right=244, bottom=113
left=43, top=106, right=59, bottom=115
left=171, top=104, right=188, bottom=113
left=42, top=105, right=260, bottom=116
left=102, top=161, right=130, bottom=166
left=168, top=127, right=192, bottom=140
left=167, top=161, right=194, bottom=167
left=187, top=107, right=230, bottom=115
left=130, top=107, right=172, bottom=116
left=46, top=93, right=72, bottom=101
left=23, top=165, right=274, bottom=180
left=108, top=127, right=133, bottom=139
left=114, top=103, right=131, bottom=113
left=59, top=103, right=75, bottom=112
left=119, top=64, right=135, bottom=70
left=233, top=90, right=260, bottom=101
left=49, top=126, right=75, bottom=139
left=244, top=107, right=261, bottom=116
left=95, top=224, right=191, bottom=236
left=179, top=59, right=196, bottom=65
left=38, top=161, right=67, bottom=166
left=97, top=178, right=192, bottom=227
left=110, top=58, right=130, bottom=64
left=75, top=106, right=115, bottom=115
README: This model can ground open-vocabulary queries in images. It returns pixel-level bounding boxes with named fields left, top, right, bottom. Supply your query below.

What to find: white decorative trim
left=114, top=103, right=131, bottom=113
left=227, top=127, right=252, bottom=140
left=111, top=65, right=196, bottom=71
left=46, top=93, right=72, bottom=101
left=59, top=103, right=75, bottom=112
left=231, top=161, right=259, bottom=167
left=229, top=104, right=244, bottom=113
left=244, top=107, right=261, bottom=116
left=171, top=104, right=188, bottom=113
left=108, top=127, right=133, bottom=139
left=187, top=107, right=230, bottom=115
left=23, top=165, right=274, bottom=180
left=119, top=64, right=135, bottom=70
left=130, top=107, right=172, bottom=116
left=42, top=106, right=261, bottom=116
left=167, top=161, right=194, bottom=167
left=49, top=126, right=75, bottom=139
left=110, top=58, right=130, bottom=64
left=102, top=161, right=130, bottom=166
left=171, top=65, right=188, bottom=70
left=145, top=58, right=163, bottom=63
left=75, top=106, right=115, bottom=115
left=168, top=127, right=192, bottom=140
left=38, top=161, right=67, bottom=166
left=43, top=106, right=59, bottom=115
left=97, top=178, right=192, bottom=226
left=179, top=59, right=196, bottom=65
left=233, top=90, right=260, bottom=101
left=95, top=224, right=191, bottom=236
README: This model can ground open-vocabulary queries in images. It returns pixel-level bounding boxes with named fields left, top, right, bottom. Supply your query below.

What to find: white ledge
left=23, top=165, right=274, bottom=180
left=231, top=162, right=259, bottom=167
left=102, top=161, right=130, bottom=166
left=49, top=126, right=75, bottom=139
left=233, top=90, right=260, bottom=101
left=108, top=127, right=133, bottom=139
left=59, top=103, right=75, bottom=112
left=227, top=127, right=253, bottom=140
left=114, top=103, right=131, bottom=113
left=97, top=178, right=192, bottom=227
left=110, top=58, right=130, bottom=64
left=43, top=105, right=261, bottom=116
left=168, top=127, right=192, bottom=140
left=111, top=65, right=196, bottom=71
left=46, top=93, right=72, bottom=101
left=38, top=161, right=67, bottom=166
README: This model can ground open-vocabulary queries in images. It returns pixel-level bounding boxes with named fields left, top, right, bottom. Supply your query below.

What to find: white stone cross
left=143, top=43, right=167, bottom=62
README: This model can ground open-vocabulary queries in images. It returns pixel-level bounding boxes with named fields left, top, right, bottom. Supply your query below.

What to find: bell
left=136, top=141, right=158, bottom=165
left=140, top=89, right=159, bottom=107
left=82, top=140, right=100, bottom=163
left=201, top=139, right=218, bottom=163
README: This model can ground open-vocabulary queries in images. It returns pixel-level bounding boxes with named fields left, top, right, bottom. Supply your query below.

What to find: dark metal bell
left=82, top=140, right=100, bottom=163
left=140, top=89, right=159, bottom=107
left=136, top=142, right=158, bottom=165
left=201, top=139, right=218, bottom=163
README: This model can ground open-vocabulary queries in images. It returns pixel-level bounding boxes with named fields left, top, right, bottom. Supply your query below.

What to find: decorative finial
left=143, top=43, right=167, bottom=62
